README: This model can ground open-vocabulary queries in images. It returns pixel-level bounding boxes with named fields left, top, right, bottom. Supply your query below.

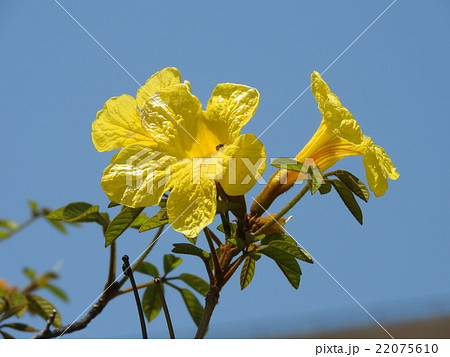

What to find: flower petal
left=362, top=139, right=399, bottom=197
left=205, top=83, right=259, bottom=143
left=136, top=67, right=182, bottom=110
left=101, top=144, right=179, bottom=207
left=140, top=84, right=202, bottom=158
left=219, top=133, right=266, bottom=196
left=166, top=163, right=217, bottom=238
left=92, top=95, right=155, bottom=152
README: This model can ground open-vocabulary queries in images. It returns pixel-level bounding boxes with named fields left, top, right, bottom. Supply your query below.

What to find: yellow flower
left=251, top=71, right=399, bottom=216
left=92, top=67, right=266, bottom=237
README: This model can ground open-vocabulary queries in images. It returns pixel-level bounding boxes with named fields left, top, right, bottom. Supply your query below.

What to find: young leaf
left=27, top=200, right=39, bottom=215
left=179, top=289, right=204, bottom=327
left=178, top=273, right=209, bottom=297
left=333, top=170, right=370, bottom=202
left=104, top=207, right=145, bottom=247
left=129, top=213, right=150, bottom=229
left=319, top=181, right=332, bottom=195
left=23, top=267, right=36, bottom=280
left=163, top=254, right=183, bottom=275
left=331, top=179, right=363, bottom=225
left=61, top=202, right=100, bottom=222
left=26, top=294, right=61, bottom=327
left=142, top=284, right=161, bottom=322
left=46, top=207, right=64, bottom=220
left=108, top=201, right=120, bottom=208
left=0, top=219, right=19, bottom=231
left=216, top=223, right=237, bottom=237
left=308, top=166, right=324, bottom=195
left=240, top=256, right=256, bottom=290
left=0, top=323, right=39, bottom=332
left=46, top=219, right=67, bottom=234
left=135, top=262, right=159, bottom=277
left=172, top=244, right=210, bottom=260
left=271, top=157, right=305, bottom=172
left=42, top=284, right=69, bottom=302
left=268, top=240, right=313, bottom=264
left=139, top=214, right=168, bottom=233
left=0, top=330, right=15, bottom=339
left=261, top=233, right=297, bottom=246
left=259, top=246, right=301, bottom=289
left=227, top=237, right=245, bottom=250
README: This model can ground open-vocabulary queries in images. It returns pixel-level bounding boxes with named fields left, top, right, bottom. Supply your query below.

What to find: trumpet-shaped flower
left=92, top=67, right=266, bottom=237
left=251, top=71, right=398, bottom=216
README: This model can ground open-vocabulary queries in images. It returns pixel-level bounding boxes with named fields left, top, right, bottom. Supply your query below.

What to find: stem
left=254, top=183, right=310, bottom=236
left=116, top=281, right=155, bottom=296
left=194, top=285, right=220, bottom=339
left=204, top=228, right=222, bottom=278
left=154, top=277, right=175, bottom=339
left=117, top=224, right=165, bottom=288
left=222, top=255, right=246, bottom=285
left=106, top=242, right=116, bottom=287
left=122, top=255, right=148, bottom=339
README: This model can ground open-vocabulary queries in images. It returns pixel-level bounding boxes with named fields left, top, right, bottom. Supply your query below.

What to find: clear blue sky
left=1, top=1, right=449, bottom=338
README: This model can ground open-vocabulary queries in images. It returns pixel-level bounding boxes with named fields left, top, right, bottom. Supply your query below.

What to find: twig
left=106, top=241, right=116, bottom=287
left=35, top=309, right=57, bottom=337
left=194, top=285, right=220, bottom=339
left=154, top=277, right=175, bottom=339
left=122, top=255, right=148, bottom=339
left=116, top=281, right=155, bottom=296
left=203, top=228, right=222, bottom=278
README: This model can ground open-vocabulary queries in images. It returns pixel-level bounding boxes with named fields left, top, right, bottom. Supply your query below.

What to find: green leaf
left=129, top=213, right=149, bottom=229
left=259, top=246, right=301, bottom=289
left=227, top=237, right=245, bottom=250
left=179, top=289, right=204, bottom=327
left=163, top=254, right=183, bottom=275
left=240, top=256, right=256, bottom=290
left=27, top=200, right=39, bottom=214
left=23, top=267, right=36, bottom=280
left=0, top=219, right=18, bottom=231
left=62, top=202, right=100, bottom=222
left=172, top=243, right=210, bottom=260
left=319, top=181, right=332, bottom=195
left=267, top=240, right=313, bottom=264
left=46, top=206, right=64, bottom=220
left=216, top=201, right=241, bottom=214
left=26, top=294, right=61, bottom=327
left=42, top=284, right=69, bottom=302
left=142, top=284, right=161, bottom=322
left=0, top=323, right=39, bottom=332
left=139, top=214, right=168, bottom=233
left=108, top=201, right=120, bottom=208
left=0, top=331, right=15, bottom=339
left=9, top=292, right=27, bottom=309
left=104, top=207, right=145, bottom=247
left=261, top=233, right=297, bottom=246
left=271, top=157, right=305, bottom=172
left=178, top=273, right=209, bottom=297
left=308, top=166, right=324, bottom=195
left=0, top=305, right=28, bottom=322
left=216, top=223, right=237, bottom=237
left=333, top=170, right=370, bottom=202
left=46, top=219, right=67, bottom=234
left=0, top=231, right=11, bottom=239
left=248, top=251, right=261, bottom=261
left=331, top=179, right=363, bottom=225
left=156, top=207, right=168, bottom=221
left=135, top=262, right=159, bottom=277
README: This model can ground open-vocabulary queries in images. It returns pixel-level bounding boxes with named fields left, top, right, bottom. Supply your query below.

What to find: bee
left=215, top=143, right=224, bottom=151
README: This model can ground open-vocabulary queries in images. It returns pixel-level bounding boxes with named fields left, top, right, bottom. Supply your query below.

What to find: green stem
left=116, top=280, right=155, bottom=296
left=105, top=242, right=116, bottom=287
left=254, top=183, right=310, bottom=236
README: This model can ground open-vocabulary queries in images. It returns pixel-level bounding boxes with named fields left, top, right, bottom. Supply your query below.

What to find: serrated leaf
left=216, top=223, right=237, bottom=237
left=240, top=256, right=256, bottom=290
left=108, top=201, right=120, bottom=208
left=62, top=202, right=99, bottom=222
left=271, top=157, right=305, bottom=172
left=26, top=294, right=61, bottom=327
left=129, top=213, right=149, bottom=229
left=104, top=207, right=144, bottom=247
left=46, top=219, right=68, bottom=234
left=172, top=244, right=210, bottom=260
left=0, top=331, right=15, bottom=339
left=142, top=284, right=161, bottom=322
left=135, top=262, right=159, bottom=277
left=163, top=254, right=182, bottom=275
left=0, top=323, right=39, bottom=332
left=319, top=181, right=332, bottom=195
left=331, top=179, right=363, bottom=225
left=333, top=170, right=370, bottom=202
left=179, top=289, right=204, bottom=326
left=23, top=267, right=35, bottom=280
left=216, top=201, right=241, bottom=214
left=268, top=240, right=313, bottom=264
left=0, top=219, right=19, bottom=231
left=139, top=214, right=168, bottom=233
left=178, top=274, right=209, bottom=296
left=259, top=246, right=301, bottom=289
left=27, top=200, right=39, bottom=214
left=43, top=284, right=69, bottom=302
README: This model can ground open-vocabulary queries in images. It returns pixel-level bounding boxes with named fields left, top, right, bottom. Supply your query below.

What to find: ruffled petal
left=92, top=95, right=155, bottom=152
left=205, top=83, right=259, bottom=144
left=166, top=163, right=217, bottom=238
left=101, top=144, right=179, bottom=207
left=362, top=139, right=399, bottom=197
left=136, top=67, right=182, bottom=110
left=140, top=83, right=202, bottom=158
left=218, top=133, right=266, bottom=196
left=311, top=71, right=331, bottom=113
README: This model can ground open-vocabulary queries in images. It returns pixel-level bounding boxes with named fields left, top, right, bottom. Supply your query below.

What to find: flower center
left=185, top=117, right=223, bottom=159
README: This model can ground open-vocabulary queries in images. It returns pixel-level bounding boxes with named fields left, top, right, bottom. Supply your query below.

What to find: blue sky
left=1, top=1, right=449, bottom=338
